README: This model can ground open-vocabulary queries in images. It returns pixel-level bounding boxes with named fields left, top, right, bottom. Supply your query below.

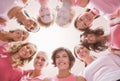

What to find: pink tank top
left=0, top=48, right=23, bottom=81
left=51, top=74, right=77, bottom=81
left=110, top=24, right=120, bottom=50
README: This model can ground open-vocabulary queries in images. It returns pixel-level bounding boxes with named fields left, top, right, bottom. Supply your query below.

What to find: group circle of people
left=0, top=0, right=120, bottom=81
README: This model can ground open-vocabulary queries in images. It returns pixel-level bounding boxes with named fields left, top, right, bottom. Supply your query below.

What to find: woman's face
left=24, top=19, right=38, bottom=32
left=39, top=7, right=53, bottom=23
left=12, top=30, right=29, bottom=41
left=83, top=34, right=97, bottom=44
left=34, top=53, right=47, bottom=71
left=56, top=7, right=71, bottom=26
left=75, top=45, right=90, bottom=60
left=55, top=51, right=70, bottom=70
left=18, top=44, right=36, bottom=59
left=76, top=11, right=94, bottom=30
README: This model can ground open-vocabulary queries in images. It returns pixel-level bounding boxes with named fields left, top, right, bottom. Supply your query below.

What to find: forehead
left=75, top=45, right=83, bottom=51
left=36, top=53, right=46, bottom=58
left=23, top=44, right=34, bottom=49
left=56, top=50, right=68, bottom=56
left=40, top=7, right=51, bottom=13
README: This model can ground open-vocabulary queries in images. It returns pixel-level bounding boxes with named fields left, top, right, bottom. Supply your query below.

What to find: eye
left=26, top=46, right=30, bottom=49
left=26, top=46, right=33, bottom=55
left=55, top=55, right=60, bottom=58
left=41, top=15, right=45, bottom=18
left=63, top=55, right=67, bottom=58
left=30, top=26, right=35, bottom=30
left=46, top=14, right=50, bottom=16
left=83, top=22, right=87, bottom=27
left=29, top=50, right=33, bottom=55
left=41, top=58, right=46, bottom=61
left=22, top=31, right=27, bottom=40
left=36, top=56, right=40, bottom=59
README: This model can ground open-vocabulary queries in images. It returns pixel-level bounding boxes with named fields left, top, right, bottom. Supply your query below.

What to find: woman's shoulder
left=43, top=77, right=51, bottom=81
left=76, top=75, right=86, bottom=81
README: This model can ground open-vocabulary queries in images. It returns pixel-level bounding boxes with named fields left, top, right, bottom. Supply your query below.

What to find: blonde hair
left=9, top=42, right=37, bottom=67
left=37, top=16, right=55, bottom=27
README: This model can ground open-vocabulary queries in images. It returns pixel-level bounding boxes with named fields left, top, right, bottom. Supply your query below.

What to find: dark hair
left=80, top=28, right=108, bottom=52
left=74, top=8, right=100, bottom=31
left=74, top=17, right=90, bottom=31
left=52, top=47, right=75, bottom=69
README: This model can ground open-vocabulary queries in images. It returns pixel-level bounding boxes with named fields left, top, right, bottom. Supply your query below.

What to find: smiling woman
left=1, top=0, right=109, bottom=79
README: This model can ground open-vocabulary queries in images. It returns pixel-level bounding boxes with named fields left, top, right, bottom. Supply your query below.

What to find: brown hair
left=52, top=47, right=75, bottom=69
left=80, top=28, right=108, bottom=52
left=74, top=8, right=100, bottom=31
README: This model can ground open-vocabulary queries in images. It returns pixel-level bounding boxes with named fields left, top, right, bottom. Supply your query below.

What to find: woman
left=50, top=47, right=86, bottom=81
left=0, top=0, right=39, bottom=32
left=74, top=44, right=95, bottom=67
left=0, top=42, right=37, bottom=81
left=37, top=0, right=55, bottom=27
left=80, top=28, right=109, bottom=52
left=20, top=51, right=48, bottom=81
left=80, top=26, right=120, bottom=54
left=56, top=0, right=75, bottom=27
left=0, top=29, right=29, bottom=42
left=74, top=9, right=99, bottom=31
left=74, top=0, right=120, bottom=31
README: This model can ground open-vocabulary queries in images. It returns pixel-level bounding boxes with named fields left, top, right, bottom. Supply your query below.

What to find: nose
left=25, top=49, right=30, bottom=54
left=38, top=59, right=42, bottom=63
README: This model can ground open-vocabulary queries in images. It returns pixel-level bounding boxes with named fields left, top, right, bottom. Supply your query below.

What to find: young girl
left=0, top=42, right=37, bottom=81
left=20, top=51, right=48, bottom=81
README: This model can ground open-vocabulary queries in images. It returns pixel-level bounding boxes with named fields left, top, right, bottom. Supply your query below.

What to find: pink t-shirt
left=51, top=74, right=77, bottom=81
left=110, top=24, right=120, bottom=50
left=86, top=0, right=120, bottom=18
left=0, top=47, right=23, bottom=81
